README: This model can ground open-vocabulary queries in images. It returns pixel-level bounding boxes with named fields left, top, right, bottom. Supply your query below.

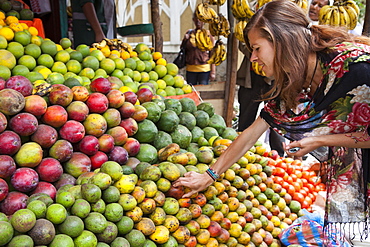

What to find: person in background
left=237, top=42, right=285, bottom=157
left=309, top=0, right=363, bottom=35
left=181, top=13, right=216, bottom=85
left=174, top=0, right=370, bottom=244
left=71, top=0, right=116, bottom=47
left=308, top=0, right=329, bottom=24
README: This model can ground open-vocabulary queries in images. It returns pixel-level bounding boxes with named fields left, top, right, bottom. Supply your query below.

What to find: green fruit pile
left=0, top=0, right=34, bottom=21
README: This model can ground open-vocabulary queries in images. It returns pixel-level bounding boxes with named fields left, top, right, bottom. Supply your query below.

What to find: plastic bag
left=279, top=219, right=324, bottom=246
left=173, top=48, right=186, bottom=69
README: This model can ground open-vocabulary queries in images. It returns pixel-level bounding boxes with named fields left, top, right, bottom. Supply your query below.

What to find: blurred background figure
left=180, top=13, right=216, bottom=85
left=71, top=0, right=116, bottom=47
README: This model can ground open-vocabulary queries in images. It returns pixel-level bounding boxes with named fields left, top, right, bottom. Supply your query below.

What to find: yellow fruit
left=0, top=50, right=16, bottom=69
left=5, top=16, right=18, bottom=25
left=130, top=51, right=138, bottom=57
left=101, top=46, right=111, bottom=57
left=182, top=84, right=192, bottom=94
left=54, top=50, right=70, bottom=63
left=9, top=22, right=23, bottom=32
left=0, top=27, right=14, bottom=41
left=0, top=12, right=5, bottom=20
left=119, top=85, right=133, bottom=93
left=30, top=35, right=43, bottom=46
left=56, top=44, right=63, bottom=51
left=59, top=37, right=71, bottom=49
left=121, top=50, right=130, bottom=59
left=156, top=58, right=167, bottom=66
left=20, top=23, right=28, bottom=30
left=152, top=51, right=162, bottom=60
left=114, top=174, right=136, bottom=194
left=0, top=19, right=5, bottom=26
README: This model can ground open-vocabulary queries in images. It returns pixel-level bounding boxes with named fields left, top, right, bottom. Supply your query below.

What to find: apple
left=5, top=75, right=33, bottom=96
left=268, top=150, right=280, bottom=160
left=78, top=135, right=99, bottom=156
left=98, top=134, right=115, bottom=153
left=0, top=130, right=21, bottom=155
left=90, top=77, right=112, bottom=94
left=0, top=191, right=28, bottom=215
left=30, top=181, right=57, bottom=200
left=54, top=173, right=76, bottom=190
left=103, top=108, right=121, bottom=128
left=106, top=89, right=125, bottom=108
left=0, top=155, right=16, bottom=178
left=107, top=76, right=123, bottom=90
left=35, top=158, right=63, bottom=183
left=24, top=95, right=48, bottom=117
left=165, top=185, right=184, bottom=200
left=41, top=105, right=68, bottom=128
left=0, top=112, right=6, bottom=133
left=106, top=126, right=128, bottom=145
left=108, top=146, right=128, bottom=165
left=49, top=139, right=73, bottom=162
left=59, top=120, right=86, bottom=143
left=9, top=112, right=38, bottom=136
left=30, top=124, right=58, bottom=149
left=219, top=217, right=232, bottom=230
left=63, top=152, right=91, bottom=178
left=124, top=91, right=138, bottom=105
left=85, top=92, right=109, bottom=113
left=132, top=105, right=148, bottom=122
left=11, top=167, right=39, bottom=193
left=123, top=137, right=140, bottom=156
left=66, top=101, right=89, bottom=122
left=48, top=84, right=73, bottom=107
left=136, top=87, right=153, bottom=104
left=71, top=85, right=90, bottom=101
left=90, top=151, right=109, bottom=170
left=0, top=178, right=9, bottom=202
left=119, top=117, right=138, bottom=136
left=208, top=221, right=222, bottom=237
left=118, top=101, right=136, bottom=118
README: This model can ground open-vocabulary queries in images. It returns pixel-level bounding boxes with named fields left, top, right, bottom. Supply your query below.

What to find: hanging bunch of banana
left=209, top=0, right=227, bottom=6
left=291, top=0, right=309, bottom=12
left=231, top=0, right=255, bottom=21
left=207, top=39, right=227, bottom=66
left=318, top=0, right=359, bottom=30
left=234, top=20, right=248, bottom=43
left=256, top=0, right=272, bottom=10
left=195, top=2, right=219, bottom=23
left=195, top=29, right=214, bottom=51
left=209, top=13, right=231, bottom=38
left=252, top=62, right=266, bottom=76
left=91, top=38, right=133, bottom=53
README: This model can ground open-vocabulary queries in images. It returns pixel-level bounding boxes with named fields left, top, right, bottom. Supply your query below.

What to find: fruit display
left=207, top=39, right=227, bottom=66
left=0, top=0, right=34, bottom=21
left=318, top=0, right=360, bottom=30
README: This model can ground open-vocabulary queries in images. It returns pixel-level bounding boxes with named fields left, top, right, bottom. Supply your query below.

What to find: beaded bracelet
left=206, top=168, right=219, bottom=181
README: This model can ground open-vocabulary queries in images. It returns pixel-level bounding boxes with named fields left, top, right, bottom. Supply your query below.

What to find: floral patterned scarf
left=260, top=42, right=370, bottom=242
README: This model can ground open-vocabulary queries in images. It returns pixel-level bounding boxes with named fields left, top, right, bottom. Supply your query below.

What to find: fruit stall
left=0, top=0, right=363, bottom=246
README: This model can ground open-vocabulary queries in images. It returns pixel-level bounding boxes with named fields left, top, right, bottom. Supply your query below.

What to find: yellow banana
left=231, top=0, right=245, bottom=20
left=338, top=6, right=350, bottom=29
left=190, top=32, right=197, bottom=47
left=318, top=5, right=334, bottom=25
left=345, top=0, right=360, bottom=15
left=219, top=13, right=231, bottom=38
left=218, top=0, right=227, bottom=5
left=234, top=20, right=247, bottom=43
left=344, top=5, right=358, bottom=30
left=240, top=0, right=255, bottom=19
left=330, top=7, right=341, bottom=27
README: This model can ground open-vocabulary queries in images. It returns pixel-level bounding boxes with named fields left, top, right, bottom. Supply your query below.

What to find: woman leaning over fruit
left=174, top=0, right=370, bottom=244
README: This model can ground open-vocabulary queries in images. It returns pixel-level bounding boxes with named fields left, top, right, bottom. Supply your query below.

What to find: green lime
left=0, top=65, right=11, bottom=80
left=37, top=53, right=54, bottom=68
left=46, top=72, right=65, bottom=85
left=26, top=200, right=47, bottom=219
left=64, top=77, right=82, bottom=88
left=66, top=59, right=82, bottom=74
left=55, top=50, right=71, bottom=63
left=6, top=41, right=24, bottom=59
left=41, top=40, right=58, bottom=56
left=70, top=50, right=84, bottom=62
left=46, top=203, right=67, bottom=224
left=56, top=191, right=75, bottom=208
left=24, top=43, right=41, bottom=59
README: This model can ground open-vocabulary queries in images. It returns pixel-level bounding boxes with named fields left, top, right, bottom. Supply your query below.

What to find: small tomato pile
left=267, top=154, right=326, bottom=212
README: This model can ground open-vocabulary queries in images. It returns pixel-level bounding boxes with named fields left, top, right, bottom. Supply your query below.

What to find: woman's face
left=248, top=28, right=275, bottom=77
left=309, top=0, right=329, bottom=21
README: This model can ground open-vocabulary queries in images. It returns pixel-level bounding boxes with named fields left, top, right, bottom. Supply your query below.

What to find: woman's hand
left=210, top=73, right=216, bottom=81
left=284, top=136, right=320, bottom=157
left=173, top=171, right=214, bottom=198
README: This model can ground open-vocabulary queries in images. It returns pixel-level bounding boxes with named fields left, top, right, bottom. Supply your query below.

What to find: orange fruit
left=152, top=51, right=162, bottom=60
